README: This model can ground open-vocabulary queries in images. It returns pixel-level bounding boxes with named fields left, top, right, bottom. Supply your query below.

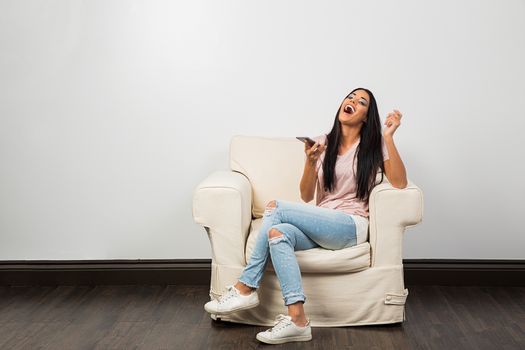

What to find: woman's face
left=338, top=89, right=370, bottom=125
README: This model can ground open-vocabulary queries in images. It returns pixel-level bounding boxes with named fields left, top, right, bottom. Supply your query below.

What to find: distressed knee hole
left=266, top=200, right=276, bottom=209
left=268, top=228, right=283, bottom=240
left=264, top=200, right=277, bottom=217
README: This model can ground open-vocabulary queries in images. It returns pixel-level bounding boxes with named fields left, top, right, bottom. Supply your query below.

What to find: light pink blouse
left=311, top=134, right=390, bottom=219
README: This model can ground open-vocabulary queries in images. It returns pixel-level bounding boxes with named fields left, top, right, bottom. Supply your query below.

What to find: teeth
left=345, top=105, right=355, bottom=114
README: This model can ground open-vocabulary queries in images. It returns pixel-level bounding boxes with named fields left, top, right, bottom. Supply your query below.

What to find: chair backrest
left=229, top=135, right=389, bottom=219
left=230, top=135, right=307, bottom=218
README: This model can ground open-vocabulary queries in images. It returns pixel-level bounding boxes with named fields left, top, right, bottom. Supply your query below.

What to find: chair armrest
left=368, top=179, right=424, bottom=267
left=192, top=170, right=253, bottom=266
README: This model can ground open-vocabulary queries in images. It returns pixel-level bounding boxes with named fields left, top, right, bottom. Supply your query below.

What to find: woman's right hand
left=305, top=141, right=327, bottom=166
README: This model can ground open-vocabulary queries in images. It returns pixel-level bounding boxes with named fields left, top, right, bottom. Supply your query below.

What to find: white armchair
left=192, top=135, right=424, bottom=327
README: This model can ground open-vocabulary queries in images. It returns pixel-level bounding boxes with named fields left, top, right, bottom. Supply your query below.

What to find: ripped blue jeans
left=238, top=199, right=357, bottom=306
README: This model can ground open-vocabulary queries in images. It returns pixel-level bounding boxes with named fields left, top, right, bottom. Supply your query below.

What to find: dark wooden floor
left=0, top=285, right=524, bottom=349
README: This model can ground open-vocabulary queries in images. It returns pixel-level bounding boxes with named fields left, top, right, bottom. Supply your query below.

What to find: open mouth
left=344, top=105, right=355, bottom=114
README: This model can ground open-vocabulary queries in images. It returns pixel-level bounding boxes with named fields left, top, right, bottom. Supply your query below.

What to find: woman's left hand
left=383, top=109, right=403, bottom=138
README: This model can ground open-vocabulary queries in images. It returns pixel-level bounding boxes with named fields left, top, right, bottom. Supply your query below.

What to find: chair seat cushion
left=245, top=218, right=371, bottom=274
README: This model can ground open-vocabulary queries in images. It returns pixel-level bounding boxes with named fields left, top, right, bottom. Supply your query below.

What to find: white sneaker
left=204, top=285, right=259, bottom=315
left=256, top=314, right=312, bottom=344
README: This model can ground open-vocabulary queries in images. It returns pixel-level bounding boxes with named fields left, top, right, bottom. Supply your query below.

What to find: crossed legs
left=235, top=200, right=309, bottom=327
left=229, top=198, right=356, bottom=329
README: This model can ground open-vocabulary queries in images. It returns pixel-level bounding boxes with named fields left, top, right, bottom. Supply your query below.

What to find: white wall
left=1, top=0, right=524, bottom=260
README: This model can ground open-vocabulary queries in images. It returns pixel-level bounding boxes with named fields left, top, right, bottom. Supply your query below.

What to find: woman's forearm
left=300, top=160, right=317, bottom=202
left=384, top=135, right=408, bottom=188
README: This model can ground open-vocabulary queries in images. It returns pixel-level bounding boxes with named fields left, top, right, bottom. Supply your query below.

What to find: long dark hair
left=322, top=87, right=385, bottom=203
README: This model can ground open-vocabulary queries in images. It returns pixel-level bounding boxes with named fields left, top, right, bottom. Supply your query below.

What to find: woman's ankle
left=287, top=301, right=308, bottom=326
left=291, top=316, right=308, bottom=327
left=235, top=281, right=255, bottom=295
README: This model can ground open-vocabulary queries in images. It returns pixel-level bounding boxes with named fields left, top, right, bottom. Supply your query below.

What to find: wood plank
left=0, top=285, right=523, bottom=349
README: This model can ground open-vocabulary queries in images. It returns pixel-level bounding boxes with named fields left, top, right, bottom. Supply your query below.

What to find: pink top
left=311, top=134, right=390, bottom=218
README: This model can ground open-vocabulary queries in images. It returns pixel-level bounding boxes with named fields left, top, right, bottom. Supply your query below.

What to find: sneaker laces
left=269, top=314, right=293, bottom=333
left=218, top=285, right=238, bottom=305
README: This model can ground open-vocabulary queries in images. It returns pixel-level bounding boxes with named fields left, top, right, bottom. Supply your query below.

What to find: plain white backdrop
left=1, top=0, right=524, bottom=260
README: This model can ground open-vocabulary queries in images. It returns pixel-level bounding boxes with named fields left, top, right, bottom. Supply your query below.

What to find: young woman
left=204, top=87, right=408, bottom=345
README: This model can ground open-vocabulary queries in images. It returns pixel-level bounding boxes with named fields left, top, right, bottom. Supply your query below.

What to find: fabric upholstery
left=245, top=218, right=371, bottom=273
left=192, top=135, right=424, bottom=326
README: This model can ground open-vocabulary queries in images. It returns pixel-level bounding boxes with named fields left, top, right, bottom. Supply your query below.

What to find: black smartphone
left=296, top=136, right=316, bottom=147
